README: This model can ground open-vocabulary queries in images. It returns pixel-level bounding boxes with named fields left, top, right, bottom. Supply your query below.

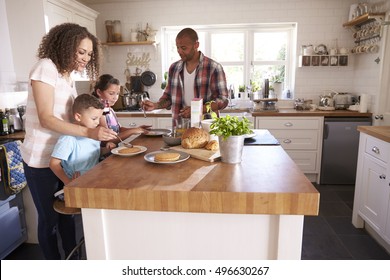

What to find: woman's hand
left=88, top=126, right=117, bottom=141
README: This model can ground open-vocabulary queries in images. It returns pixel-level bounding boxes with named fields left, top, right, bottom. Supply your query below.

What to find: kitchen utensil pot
left=140, top=71, right=156, bottom=87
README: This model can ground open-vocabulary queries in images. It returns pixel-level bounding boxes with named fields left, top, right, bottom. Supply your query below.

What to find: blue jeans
left=23, top=162, right=77, bottom=260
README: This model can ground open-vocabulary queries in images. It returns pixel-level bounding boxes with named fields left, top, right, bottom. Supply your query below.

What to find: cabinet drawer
left=365, top=136, right=389, bottom=163
left=286, top=151, right=318, bottom=172
left=271, top=130, right=319, bottom=150
left=118, top=117, right=155, bottom=128
left=156, top=118, right=172, bottom=129
left=257, top=118, right=321, bottom=130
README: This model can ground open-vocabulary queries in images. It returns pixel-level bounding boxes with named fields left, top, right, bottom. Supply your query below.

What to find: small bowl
left=200, top=119, right=215, bottom=134
left=162, top=133, right=182, bottom=146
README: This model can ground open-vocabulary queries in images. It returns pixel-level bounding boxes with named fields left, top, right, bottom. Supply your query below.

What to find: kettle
left=319, top=94, right=334, bottom=107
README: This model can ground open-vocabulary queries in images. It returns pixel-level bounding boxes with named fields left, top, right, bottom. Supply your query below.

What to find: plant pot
left=272, top=82, right=283, bottom=98
left=218, top=135, right=245, bottom=164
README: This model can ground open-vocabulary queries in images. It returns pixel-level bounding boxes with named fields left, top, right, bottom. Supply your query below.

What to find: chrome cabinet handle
left=283, top=139, right=292, bottom=144
left=372, top=146, right=380, bottom=154
left=284, top=122, right=293, bottom=127
left=379, top=174, right=386, bottom=179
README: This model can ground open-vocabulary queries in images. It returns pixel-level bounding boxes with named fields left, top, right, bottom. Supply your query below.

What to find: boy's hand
left=106, top=142, right=116, bottom=150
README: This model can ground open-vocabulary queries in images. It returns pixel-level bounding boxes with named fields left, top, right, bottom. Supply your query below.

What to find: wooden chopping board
left=170, top=145, right=221, bottom=162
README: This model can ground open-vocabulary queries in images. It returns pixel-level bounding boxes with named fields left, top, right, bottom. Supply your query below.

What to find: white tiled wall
left=88, top=0, right=382, bottom=107
left=1, top=0, right=387, bottom=113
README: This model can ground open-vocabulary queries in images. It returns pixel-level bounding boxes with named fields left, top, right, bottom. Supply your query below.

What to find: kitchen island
left=64, top=133, right=319, bottom=260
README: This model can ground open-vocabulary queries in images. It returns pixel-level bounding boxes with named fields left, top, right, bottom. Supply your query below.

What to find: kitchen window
left=161, top=23, right=297, bottom=99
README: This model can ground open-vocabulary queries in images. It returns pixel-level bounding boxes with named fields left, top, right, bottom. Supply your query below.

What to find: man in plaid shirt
left=143, top=28, right=228, bottom=123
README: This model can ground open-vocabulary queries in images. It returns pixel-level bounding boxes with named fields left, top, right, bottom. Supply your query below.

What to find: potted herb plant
left=209, top=115, right=252, bottom=163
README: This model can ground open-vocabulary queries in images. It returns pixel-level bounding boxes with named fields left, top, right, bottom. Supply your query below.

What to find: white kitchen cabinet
left=156, top=118, right=173, bottom=129
left=255, top=117, right=323, bottom=183
left=117, top=117, right=155, bottom=128
left=44, top=0, right=99, bottom=34
left=353, top=132, right=390, bottom=245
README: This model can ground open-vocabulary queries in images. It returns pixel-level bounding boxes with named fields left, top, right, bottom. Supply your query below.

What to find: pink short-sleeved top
left=20, top=58, right=78, bottom=168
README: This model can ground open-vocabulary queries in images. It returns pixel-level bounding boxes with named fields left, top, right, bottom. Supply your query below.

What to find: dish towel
left=0, top=140, right=27, bottom=195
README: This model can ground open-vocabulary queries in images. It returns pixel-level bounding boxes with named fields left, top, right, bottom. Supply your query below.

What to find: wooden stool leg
left=53, top=199, right=84, bottom=259
left=65, top=237, right=85, bottom=260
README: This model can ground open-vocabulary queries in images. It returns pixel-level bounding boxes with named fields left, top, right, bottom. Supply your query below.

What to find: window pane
left=223, top=65, right=244, bottom=90
left=253, top=65, right=285, bottom=85
left=211, top=33, right=244, bottom=62
left=254, top=32, right=287, bottom=61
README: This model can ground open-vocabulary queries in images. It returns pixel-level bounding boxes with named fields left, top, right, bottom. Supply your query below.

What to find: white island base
left=81, top=209, right=304, bottom=260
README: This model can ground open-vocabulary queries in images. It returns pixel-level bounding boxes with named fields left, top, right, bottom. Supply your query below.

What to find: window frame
left=161, top=23, right=297, bottom=99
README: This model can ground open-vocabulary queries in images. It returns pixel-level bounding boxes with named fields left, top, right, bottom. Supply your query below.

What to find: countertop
left=358, top=126, right=390, bottom=143
left=64, top=134, right=319, bottom=216
left=115, top=108, right=372, bottom=118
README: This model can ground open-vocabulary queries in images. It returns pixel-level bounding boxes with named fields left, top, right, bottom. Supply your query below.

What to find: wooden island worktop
left=65, top=133, right=319, bottom=260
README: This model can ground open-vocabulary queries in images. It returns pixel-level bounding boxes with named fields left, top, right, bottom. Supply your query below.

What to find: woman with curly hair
left=20, top=23, right=117, bottom=259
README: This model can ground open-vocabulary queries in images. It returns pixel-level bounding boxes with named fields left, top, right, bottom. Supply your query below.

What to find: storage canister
left=113, top=20, right=122, bottom=42
left=105, top=20, right=114, bottom=43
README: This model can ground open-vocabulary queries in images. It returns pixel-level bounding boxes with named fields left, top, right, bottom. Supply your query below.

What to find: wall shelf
left=343, top=12, right=385, bottom=55
left=298, top=55, right=348, bottom=67
left=343, top=12, right=385, bottom=28
left=101, top=41, right=155, bottom=46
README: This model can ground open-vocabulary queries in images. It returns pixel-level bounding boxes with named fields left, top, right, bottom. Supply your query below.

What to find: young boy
left=50, top=94, right=116, bottom=199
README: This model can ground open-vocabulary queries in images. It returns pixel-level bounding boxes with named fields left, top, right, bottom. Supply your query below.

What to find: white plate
left=144, top=150, right=190, bottom=164
left=245, top=132, right=256, bottom=139
left=111, top=145, right=147, bottom=157
left=145, top=129, right=171, bottom=136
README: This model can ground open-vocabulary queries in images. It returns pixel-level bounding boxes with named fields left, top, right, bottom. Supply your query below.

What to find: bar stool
left=53, top=199, right=85, bottom=260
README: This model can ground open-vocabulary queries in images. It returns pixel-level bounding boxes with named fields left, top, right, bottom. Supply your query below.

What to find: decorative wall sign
left=126, top=52, right=151, bottom=68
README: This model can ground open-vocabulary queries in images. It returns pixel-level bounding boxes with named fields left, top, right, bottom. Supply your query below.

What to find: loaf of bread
left=181, top=127, right=210, bottom=149
left=205, top=140, right=219, bottom=151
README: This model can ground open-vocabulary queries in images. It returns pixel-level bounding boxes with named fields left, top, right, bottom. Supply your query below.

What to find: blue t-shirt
left=51, top=135, right=101, bottom=179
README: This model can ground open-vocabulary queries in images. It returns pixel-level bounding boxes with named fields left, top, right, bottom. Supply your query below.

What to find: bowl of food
left=162, top=133, right=182, bottom=146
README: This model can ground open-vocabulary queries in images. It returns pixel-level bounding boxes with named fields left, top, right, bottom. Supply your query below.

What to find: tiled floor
left=302, top=184, right=390, bottom=260
left=4, top=184, right=390, bottom=260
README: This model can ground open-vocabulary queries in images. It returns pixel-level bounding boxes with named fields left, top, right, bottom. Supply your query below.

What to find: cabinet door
left=73, top=12, right=96, bottom=35
left=286, top=151, right=317, bottom=172
left=385, top=201, right=390, bottom=244
left=45, top=1, right=72, bottom=29
left=359, top=153, right=389, bottom=234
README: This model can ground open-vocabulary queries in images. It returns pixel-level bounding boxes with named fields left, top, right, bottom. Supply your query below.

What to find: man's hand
left=143, top=100, right=156, bottom=111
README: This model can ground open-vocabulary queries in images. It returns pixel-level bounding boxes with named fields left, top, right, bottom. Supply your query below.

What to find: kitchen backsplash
left=88, top=0, right=378, bottom=106
left=0, top=91, right=27, bottom=111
